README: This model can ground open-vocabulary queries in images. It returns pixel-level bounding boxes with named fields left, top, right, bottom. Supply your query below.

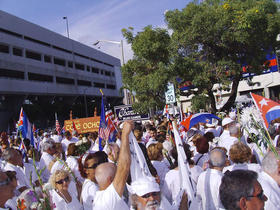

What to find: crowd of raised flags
left=0, top=93, right=279, bottom=210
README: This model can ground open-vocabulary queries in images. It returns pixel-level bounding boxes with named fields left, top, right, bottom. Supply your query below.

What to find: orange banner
left=64, top=117, right=100, bottom=134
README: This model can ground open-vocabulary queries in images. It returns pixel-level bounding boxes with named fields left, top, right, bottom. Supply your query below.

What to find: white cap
left=128, top=177, right=160, bottom=196
left=222, top=117, right=234, bottom=126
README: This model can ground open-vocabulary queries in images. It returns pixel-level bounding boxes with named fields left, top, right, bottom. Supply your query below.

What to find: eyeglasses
left=247, top=190, right=266, bottom=201
left=141, top=192, right=160, bottom=199
left=85, top=163, right=99, bottom=169
left=55, top=176, right=69, bottom=185
left=0, top=177, right=11, bottom=187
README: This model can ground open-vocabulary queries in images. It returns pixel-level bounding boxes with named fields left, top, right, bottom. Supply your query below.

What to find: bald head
left=209, top=148, right=226, bottom=168
left=95, top=162, right=117, bottom=190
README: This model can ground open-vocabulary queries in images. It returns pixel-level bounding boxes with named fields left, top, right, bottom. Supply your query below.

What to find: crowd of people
left=0, top=110, right=280, bottom=210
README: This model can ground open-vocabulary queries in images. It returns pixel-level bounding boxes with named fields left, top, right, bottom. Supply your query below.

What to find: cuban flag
left=17, top=108, right=34, bottom=147
left=250, top=93, right=280, bottom=128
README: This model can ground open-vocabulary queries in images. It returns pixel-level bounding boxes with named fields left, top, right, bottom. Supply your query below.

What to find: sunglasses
left=56, top=176, right=69, bottom=185
left=85, top=163, right=99, bottom=169
left=141, top=192, right=160, bottom=199
left=247, top=190, right=266, bottom=201
left=0, top=177, right=11, bottom=187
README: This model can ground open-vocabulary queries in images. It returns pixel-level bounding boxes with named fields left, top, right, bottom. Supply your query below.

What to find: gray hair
left=41, top=138, right=55, bottom=152
left=2, top=148, right=15, bottom=161
left=209, top=148, right=226, bottom=168
left=229, top=124, right=239, bottom=135
left=262, top=149, right=280, bottom=174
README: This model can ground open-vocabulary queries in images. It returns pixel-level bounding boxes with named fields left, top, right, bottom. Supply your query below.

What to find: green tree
left=122, top=26, right=171, bottom=113
left=122, top=0, right=280, bottom=113
left=166, top=0, right=280, bottom=112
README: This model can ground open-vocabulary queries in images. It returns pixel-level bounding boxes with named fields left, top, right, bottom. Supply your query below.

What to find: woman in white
left=66, top=143, right=84, bottom=182
left=78, top=151, right=108, bottom=210
left=146, top=141, right=169, bottom=189
left=49, top=169, right=83, bottom=210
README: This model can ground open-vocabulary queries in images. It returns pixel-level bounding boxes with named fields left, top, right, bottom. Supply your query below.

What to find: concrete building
left=180, top=68, right=280, bottom=112
left=0, top=10, right=123, bottom=130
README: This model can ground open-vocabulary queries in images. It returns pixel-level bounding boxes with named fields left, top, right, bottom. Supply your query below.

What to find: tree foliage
left=122, top=26, right=171, bottom=112
left=122, top=0, right=280, bottom=113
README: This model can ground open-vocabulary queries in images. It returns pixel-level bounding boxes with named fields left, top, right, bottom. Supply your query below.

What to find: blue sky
left=0, top=0, right=189, bottom=62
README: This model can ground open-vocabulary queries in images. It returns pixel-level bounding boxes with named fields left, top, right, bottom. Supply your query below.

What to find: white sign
left=165, top=83, right=176, bottom=104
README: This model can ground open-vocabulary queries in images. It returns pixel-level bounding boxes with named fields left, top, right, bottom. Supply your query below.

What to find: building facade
left=0, top=10, right=123, bottom=130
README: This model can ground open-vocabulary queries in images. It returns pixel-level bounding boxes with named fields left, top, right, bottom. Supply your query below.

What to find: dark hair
left=78, top=151, right=108, bottom=178
left=196, top=137, right=209, bottom=154
left=171, top=143, right=193, bottom=168
left=204, top=132, right=215, bottom=142
left=67, top=143, right=77, bottom=156
left=219, top=170, right=258, bottom=210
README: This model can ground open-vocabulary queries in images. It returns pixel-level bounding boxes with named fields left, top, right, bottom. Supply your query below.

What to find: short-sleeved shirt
left=92, top=183, right=129, bottom=210
left=81, top=179, right=99, bottom=210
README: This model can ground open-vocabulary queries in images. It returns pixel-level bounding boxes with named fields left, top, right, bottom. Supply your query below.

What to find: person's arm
left=113, top=121, right=133, bottom=197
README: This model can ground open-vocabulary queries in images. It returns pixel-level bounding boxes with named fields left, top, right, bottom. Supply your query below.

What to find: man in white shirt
left=197, top=148, right=226, bottom=210
left=51, top=130, right=62, bottom=143
left=39, top=139, right=56, bottom=183
left=0, top=170, right=14, bottom=210
left=219, top=117, right=235, bottom=140
left=219, top=123, right=240, bottom=154
left=92, top=121, right=133, bottom=210
left=61, top=131, right=78, bottom=154
left=258, top=150, right=280, bottom=209
left=2, top=148, right=30, bottom=192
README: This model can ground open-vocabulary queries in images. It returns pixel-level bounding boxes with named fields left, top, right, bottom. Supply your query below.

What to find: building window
left=0, top=68, right=24, bottom=79
left=86, top=66, right=90, bottom=72
left=77, top=80, right=91, bottom=86
left=54, top=57, right=66, bottom=66
left=92, top=67, right=99, bottom=74
left=105, top=71, right=111, bottom=76
left=68, top=61, right=73, bottom=68
left=56, top=77, right=75, bottom=85
left=26, top=50, right=41, bottom=61
left=28, top=72, right=53, bottom=82
left=94, top=82, right=105, bottom=88
left=0, top=43, right=9, bottom=54
left=75, top=63, right=85, bottom=70
left=112, top=72, right=115, bottom=77
left=12, top=47, right=23, bottom=56
left=44, top=55, right=52, bottom=63
left=100, top=70, right=104, bottom=75
left=107, top=84, right=116, bottom=89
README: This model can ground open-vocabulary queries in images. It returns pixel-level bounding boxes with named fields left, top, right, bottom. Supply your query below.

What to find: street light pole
left=93, top=40, right=130, bottom=104
left=63, top=16, right=70, bottom=38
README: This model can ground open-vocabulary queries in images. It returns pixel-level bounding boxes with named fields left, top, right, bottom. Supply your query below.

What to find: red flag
left=250, top=93, right=280, bottom=128
left=33, top=124, right=36, bottom=133
left=72, top=121, right=78, bottom=134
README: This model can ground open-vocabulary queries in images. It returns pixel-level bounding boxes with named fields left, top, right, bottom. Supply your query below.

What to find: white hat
left=43, top=132, right=49, bottom=137
left=128, top=177, right=160, bottom=196
left=222, top=117, right=234, bottom=126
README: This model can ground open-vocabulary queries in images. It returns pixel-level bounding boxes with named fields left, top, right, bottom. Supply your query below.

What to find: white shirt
left=197, top=168, right=224, bottom=210
left=39, top=151, right=54, bottom=182
left=4, top=162, right=30, bottom=190
left=51, top=134, right=62, bottom=143
left=61, top=138, right=79, bottom=154
left=162, top=169, right=181, bottom=203
left=81, top=179, right=99, bottom=210
left=258, top=171, right=280, bottom=210
left=190, top=165, right=203, bottom=184
left=151, top=160, right=169, bottom=188
left=193, top=153, right=209, bottom=168
left=24, top=162, right=38, bottom=184
left=92, top=183, right=129, bottom=210
left=223, top=163, right=261, bottom=173
left=50, top=188, right=83, bottom=210
left=205, top=128, right=219, bottom=137
left=66, top=156, right=84, bottom=182
left=218, top=136, right=238, bottom=154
